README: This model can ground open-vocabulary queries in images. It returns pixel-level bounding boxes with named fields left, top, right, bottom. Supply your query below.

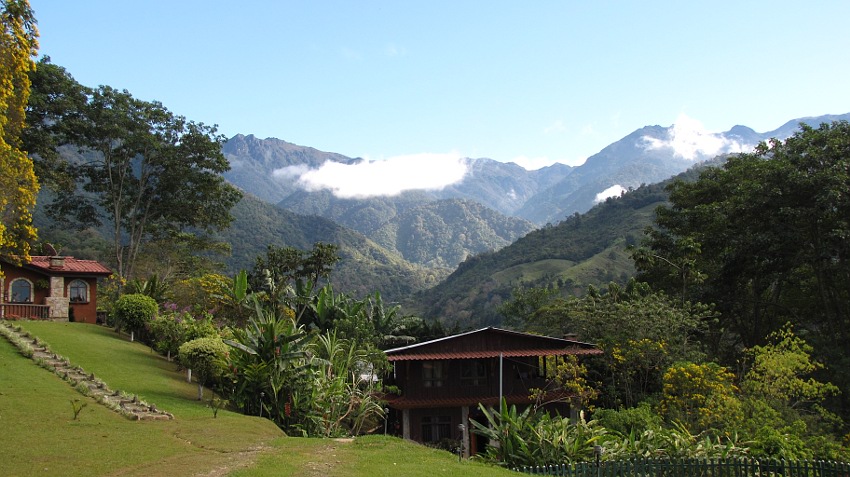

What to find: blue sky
left=30, top=1, right=850, bottom=171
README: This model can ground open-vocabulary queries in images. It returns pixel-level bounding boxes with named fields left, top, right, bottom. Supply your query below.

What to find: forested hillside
left=370, top=198, right=535, bottom=268
left=220, top=194, right=449, bottom=301
left=405, top=172, right=697, bottom=327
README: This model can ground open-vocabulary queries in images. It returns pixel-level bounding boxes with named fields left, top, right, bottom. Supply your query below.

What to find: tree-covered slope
left=371, top=198, right=536, bottom=268
left=278, top=189, right=434, bottom=235
left=406, top=180, right=674, bottom=327
left=221, top=194, right=449, bottom=301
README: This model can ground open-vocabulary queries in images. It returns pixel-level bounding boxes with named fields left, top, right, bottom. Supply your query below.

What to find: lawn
left=1, top=321, right=517, bottom=476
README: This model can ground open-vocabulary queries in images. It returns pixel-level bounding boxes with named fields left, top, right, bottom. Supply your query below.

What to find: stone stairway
left=0, top=321, right=173, bottom=420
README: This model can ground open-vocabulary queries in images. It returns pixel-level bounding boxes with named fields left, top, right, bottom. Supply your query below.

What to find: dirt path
left=300, top=439, right=354, bottom=477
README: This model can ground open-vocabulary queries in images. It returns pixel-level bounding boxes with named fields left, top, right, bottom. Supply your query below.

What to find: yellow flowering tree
left=170, top=273, right=230, bottom=310
left=659, top=361, right=742, bottom=433
left=0, top=0, right=38, bottom=267
left=742, top=323, right=839, bottom=412
left=608, top=338, right=669, bottom=408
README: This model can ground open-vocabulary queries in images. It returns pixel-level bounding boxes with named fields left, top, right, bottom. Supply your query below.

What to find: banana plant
left=224, top=294, right=312, bottom=425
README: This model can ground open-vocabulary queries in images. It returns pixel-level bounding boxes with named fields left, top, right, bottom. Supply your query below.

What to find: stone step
left=0, top=321, right=174, bottom=421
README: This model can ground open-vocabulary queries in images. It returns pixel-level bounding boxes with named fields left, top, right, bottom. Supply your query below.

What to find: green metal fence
left=515, top=458, right=850, bottom=477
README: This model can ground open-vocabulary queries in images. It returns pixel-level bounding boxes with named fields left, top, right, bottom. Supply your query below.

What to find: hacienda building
left=382, top=327, right=602, bottom=456
left=0, top=255, right=112, bottom=324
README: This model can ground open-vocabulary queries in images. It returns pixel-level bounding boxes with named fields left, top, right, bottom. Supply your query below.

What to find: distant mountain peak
left=224, top=113, right=850, bottom=227
left=640, top=114, right=756, bottom=162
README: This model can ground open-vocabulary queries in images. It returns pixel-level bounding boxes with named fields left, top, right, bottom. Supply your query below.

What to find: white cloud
left=642, top=113, right=752, bottom=161
left=273, top=164, right=311, bottom=179
left=594, top=184, right=626, bottom=203
left=275, top=152, right=469, bottom=199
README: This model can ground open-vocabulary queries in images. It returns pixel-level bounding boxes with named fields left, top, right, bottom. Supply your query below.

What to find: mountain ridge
left=225, top=113, right=850, bottom=227
left=221, top=113, right=850, bottom=288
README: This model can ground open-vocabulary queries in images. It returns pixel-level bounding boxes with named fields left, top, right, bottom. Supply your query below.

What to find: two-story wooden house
left=0, top=255, right=112, bottom=324
left=383, top=327, right=602, bottom=455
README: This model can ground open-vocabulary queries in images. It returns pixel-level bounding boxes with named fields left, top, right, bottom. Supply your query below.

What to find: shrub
left=114, top=294, right=158, bottom=341
left=147, top=309, right=219, bottom=361
left=593, top=402, right=662, bottom=435
left=179, top=336, right=229, bottom=400
left=183, top=312, right=218, bottom=341
left=147, top=314, right=188, bottom=361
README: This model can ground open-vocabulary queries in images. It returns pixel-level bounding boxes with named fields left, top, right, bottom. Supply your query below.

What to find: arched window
left=10, top=279, right=33, bottom=303
left=68, top=279, right=89, bottom=303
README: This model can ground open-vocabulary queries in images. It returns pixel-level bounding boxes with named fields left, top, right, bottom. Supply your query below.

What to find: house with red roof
left=382, top=327, right=602, bottom=456
left=0, top=256, right=112, bottom=324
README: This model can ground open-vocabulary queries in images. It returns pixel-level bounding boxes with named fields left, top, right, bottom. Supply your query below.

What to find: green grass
left=232, top=435, right=516, bottom=477
left=2, top=321, right=517, bottom=476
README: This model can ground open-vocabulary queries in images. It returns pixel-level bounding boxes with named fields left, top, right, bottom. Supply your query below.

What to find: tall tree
left=522, top=281, right=711, bottom=408
left=636, top=122, right=850, bottom=421
left=25, top=64, right=242, bottom=282
left=637, top=121, right=850, bottom=351
left=249, top=242, right=340, bottom=322
left=0, top=0, right=38, bottom=265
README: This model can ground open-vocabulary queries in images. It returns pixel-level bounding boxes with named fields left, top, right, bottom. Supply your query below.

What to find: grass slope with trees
left=0, top=320, right=514, bottom=476
left=4, top=0, right=850, bottom=471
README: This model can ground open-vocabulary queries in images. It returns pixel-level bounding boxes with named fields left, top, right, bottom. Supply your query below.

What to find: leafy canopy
left=0, top=0, right=39, bottom=266
left=25, top=59, right=242, bottom=282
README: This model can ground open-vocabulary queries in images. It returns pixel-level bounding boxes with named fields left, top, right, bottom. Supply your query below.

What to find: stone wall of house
left=47, top=276, right=68, bottom=320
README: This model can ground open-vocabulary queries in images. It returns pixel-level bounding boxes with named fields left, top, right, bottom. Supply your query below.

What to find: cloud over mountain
left=274, top=152, right=470, bottom=199
left=642, top=113, right=754, bottom=160
left=595, top=184, right=627, bottom=203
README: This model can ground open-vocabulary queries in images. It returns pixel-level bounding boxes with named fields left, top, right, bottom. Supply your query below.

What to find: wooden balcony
left=0, top=303, right=50, bottom=320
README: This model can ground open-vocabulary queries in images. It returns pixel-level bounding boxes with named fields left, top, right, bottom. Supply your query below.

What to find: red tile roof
left=26, top=256, right=112, bottom=276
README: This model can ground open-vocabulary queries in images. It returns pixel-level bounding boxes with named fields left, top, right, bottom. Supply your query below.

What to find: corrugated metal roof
left=26, top=256, right=112, bottom=276
left=386, top=347, right=602, bottom=361
left=384, top=326, right=597, bottom=355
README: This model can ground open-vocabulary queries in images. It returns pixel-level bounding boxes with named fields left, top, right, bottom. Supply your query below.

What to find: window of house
left=10, top=279, right=32, bottom=303
left=68, top=279, right=88, bottom=303
left=421, top=415, right=452, bottom=442
left=461, top=360, right=488, bottom=386
left=422, top=361, right=445, bottom=388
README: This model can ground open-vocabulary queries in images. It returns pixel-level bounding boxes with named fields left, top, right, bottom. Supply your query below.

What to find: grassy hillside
left=0, top=321, right=514, bottom=477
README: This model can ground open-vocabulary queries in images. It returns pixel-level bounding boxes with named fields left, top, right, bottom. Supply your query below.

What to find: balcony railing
left=0, top=303, right=50, bottom=320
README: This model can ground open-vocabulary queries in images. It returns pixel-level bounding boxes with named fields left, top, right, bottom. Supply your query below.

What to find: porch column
left=461, top=405, right=470, bottom=458
left=570, top=397, right=581, bottom=423
left=45, top=276, right=68, bottom=320
left=402, top=409, right=410, bottom=440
